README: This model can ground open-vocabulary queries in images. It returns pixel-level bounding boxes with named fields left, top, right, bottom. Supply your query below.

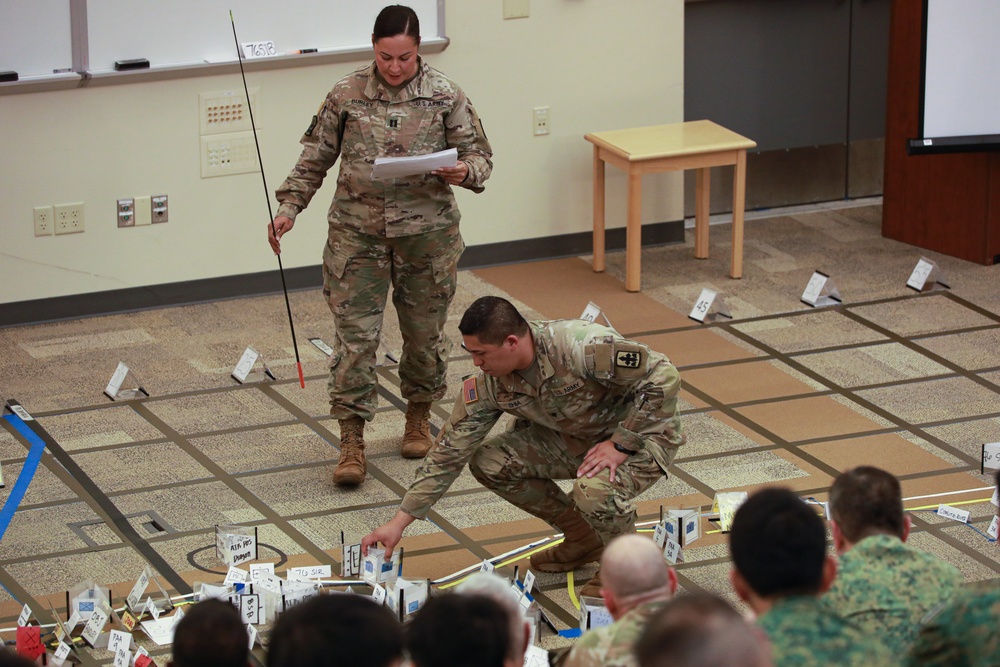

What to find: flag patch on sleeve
left=463, top=376, right=479, bottom=404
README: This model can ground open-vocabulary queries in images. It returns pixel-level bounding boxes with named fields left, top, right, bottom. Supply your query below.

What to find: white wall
left=0, top=1, right=684, bottom=305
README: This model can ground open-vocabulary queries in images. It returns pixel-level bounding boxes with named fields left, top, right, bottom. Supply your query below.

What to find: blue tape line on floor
left=0, top=414, right=47, bottom=541
left=559, top=628, right=582, bottom=638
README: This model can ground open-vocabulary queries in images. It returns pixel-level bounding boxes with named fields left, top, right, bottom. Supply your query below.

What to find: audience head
left=636, top=593, right=772, bottom=667
left=407, top=593, right=512, bottom=667
left=600, top=534, right=677, bottom=619
left=169, top=599, right=248, bottom=667
left=459, top=297, right=529, bottom=346
left=729, top=487, right=833, bottom=611
left=0, top=648, right=40, bottom=667
left=456, top=572, right=531, bottom=665
left=829, top=466, right=908, bottom=553
left=268, top=594, right=402, bottom=667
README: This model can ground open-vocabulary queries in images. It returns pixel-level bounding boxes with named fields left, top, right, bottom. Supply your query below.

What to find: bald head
left=602, top=534, right=673, bottom=602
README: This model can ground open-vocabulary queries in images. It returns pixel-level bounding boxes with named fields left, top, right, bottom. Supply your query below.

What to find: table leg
left=695, top=167, right=710, bottom=259
left=592, top=146, right=606, bottom=273
left=731, top=149, right=746, bottom=279
left=626, top=168, right=642, bottom=292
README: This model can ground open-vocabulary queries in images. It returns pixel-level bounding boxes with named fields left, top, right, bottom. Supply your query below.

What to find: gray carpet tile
left=856, top=377, right=1000, bottom=424
left=794, top=342, right=953, bottom=388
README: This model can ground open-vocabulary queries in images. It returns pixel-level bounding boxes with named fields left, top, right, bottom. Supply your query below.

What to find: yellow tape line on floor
left=438, top=538, right=565, bottom=590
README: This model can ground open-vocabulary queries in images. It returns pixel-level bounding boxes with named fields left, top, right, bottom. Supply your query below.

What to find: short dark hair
left=171, top=599, right=247, bottom=667
left=729, top=487, right=827, bottom=598
left=406, top=594, right=510, bottom=667
left=373, top=5, right=420, bottom=42
left=268, top=594, right=402, bottom=667
left=829, top=466, right=905, bottom=542
left=459, top=297, right=529, bottom=345
left=636, top=593, right=766, bottom=667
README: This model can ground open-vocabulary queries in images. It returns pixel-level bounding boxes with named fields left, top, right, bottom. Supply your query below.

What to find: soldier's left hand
left=578, top=440, right=629, bottom=483
left=432, top=161, right=469, bottom=185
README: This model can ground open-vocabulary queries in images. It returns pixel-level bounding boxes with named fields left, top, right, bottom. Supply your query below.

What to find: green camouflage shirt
left=563, top=598, right=671, bottom=667
left=907, top=581, right=1000, bottom=667
left=759, top=596, right=900, bottom=667
left=823, top=534, right=962, bottom=654
left=275, top=58, right=492, bottom=237
left=400, top=320, right=684, bottom=519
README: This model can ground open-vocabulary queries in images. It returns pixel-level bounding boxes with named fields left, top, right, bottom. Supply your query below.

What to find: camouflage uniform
left=907, top=581, right=1000, bottom=667
left=562, top=598, right=671, bottom=667
left=400, top=320, right=684, bottom=541
left=758, top=596, right=900, bottom=667
left=823, top=534, right=962, bottom=654
left=275, top=58, right=492, bottom=420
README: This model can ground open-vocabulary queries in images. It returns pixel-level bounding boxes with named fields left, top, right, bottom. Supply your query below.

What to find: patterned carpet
left=1, top=201, right=998, bottom=663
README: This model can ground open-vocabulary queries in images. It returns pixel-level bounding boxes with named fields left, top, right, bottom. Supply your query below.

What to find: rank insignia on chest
left=616, top=350, right=641, bottom=368
left=463, top=376, right=479, bottom=404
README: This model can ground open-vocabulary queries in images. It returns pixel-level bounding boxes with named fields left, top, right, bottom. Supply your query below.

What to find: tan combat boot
left=530, top=506, right=605, bottom=573
left=401, top=401, right=434, bottom=459
left=333, top=417, right=366, bottom=486
left=579, top=568, right=602, bottom=598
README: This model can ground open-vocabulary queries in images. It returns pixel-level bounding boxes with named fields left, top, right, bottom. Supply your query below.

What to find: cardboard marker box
left=362, top=548, right=400, bottom=586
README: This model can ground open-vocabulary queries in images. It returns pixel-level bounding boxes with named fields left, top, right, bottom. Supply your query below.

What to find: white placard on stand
left=688, top=288, right=732, bottom=323
left=580, top=301, right=614, bottom=329
left=104, top=362, right=149, bottom=401
left=231, top=347, right=275, bottom=384
left=906, top=257, right=949, bottom=292
left=981, top=442, right=1000, bottom=473
left=800, top=271, right=842, bottom=307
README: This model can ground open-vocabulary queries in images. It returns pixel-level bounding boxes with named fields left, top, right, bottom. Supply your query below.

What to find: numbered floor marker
left=580, top=301, right=614, bottom=329
left=231, top=347, right=275, bottom=384
left=104, top=362, right=149, bottom=401
left=689, top=288, right=732, bottom=323
left=801, top=271, right=842, bottom=307
left=906, top=256, right=949, bottom=292
left=981, top=442, right=1000, bottom=473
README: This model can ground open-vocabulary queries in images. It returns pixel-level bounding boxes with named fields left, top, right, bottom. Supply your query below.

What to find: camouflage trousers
left=322, top=224, right=464, bottom=421
left=468, top=421, right=668, bottom=541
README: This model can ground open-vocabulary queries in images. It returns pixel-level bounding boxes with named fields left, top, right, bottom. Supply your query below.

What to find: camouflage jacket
left=907, top=581, right=1000, bottom=667
left=759, top=596, right=901, bottom=667
left=823, top=534, right=962, bottom=654
left=275, top=58, right=492, bottom=238
left=400, top=320, right=684, bottom=519
left=562, top=598, right=671, bottom=667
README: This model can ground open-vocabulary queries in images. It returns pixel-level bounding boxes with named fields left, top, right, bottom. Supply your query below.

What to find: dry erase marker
left=290, top=48, right=317, bottom=54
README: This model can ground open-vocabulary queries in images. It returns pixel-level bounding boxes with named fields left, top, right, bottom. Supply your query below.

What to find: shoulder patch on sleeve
left=463, top=376, right=479, bottom=404
left=612, top=342, right=647, bottom=379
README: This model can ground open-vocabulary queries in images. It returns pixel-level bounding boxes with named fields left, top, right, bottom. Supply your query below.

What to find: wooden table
left=586, top=120, right=756, bottom=292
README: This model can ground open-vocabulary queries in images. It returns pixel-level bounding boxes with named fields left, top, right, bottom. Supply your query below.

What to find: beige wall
left=0, top=1, right=684, bottom=305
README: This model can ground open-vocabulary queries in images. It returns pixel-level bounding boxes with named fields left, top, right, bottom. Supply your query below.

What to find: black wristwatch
left=613, top=442, right=638, bottom=455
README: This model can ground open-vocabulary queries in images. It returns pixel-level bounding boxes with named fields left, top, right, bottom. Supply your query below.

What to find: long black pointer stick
left=230, top=11, right=305, bottom=388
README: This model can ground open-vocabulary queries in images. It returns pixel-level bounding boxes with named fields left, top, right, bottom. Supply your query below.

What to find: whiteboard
left=1, top=0, right=443, bottom=79
left=0, top=0, right=74, bottom=78
left=922, top=0, right=1000, bottom=140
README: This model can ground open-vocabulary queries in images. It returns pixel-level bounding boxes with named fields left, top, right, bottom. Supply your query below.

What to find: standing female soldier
left=269, top=5, right=492, bottom=486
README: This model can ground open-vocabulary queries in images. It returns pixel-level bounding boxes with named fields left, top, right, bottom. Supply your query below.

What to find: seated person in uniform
left=407, top=593, right=513, bottom=667
left=729, top=487, right=900, bottom=667
left=907, top=469, right=1000, bottom=667
left=635, top=592, right=772, bottom=667
left=824, top=465, right=962, bottom=653
left=268, top=594, right=402, bottom=667
left=170, top=599, right=248, bottom=667
left=363, top=295, right=684, bottom=598
left=563, top=534, right=677, bottom=667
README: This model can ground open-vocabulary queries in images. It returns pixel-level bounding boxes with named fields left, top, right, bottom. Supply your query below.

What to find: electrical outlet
left=33, top=206, right=54, bottom=236
left=54, top=202, right=85, bottom=235
left=118, top=198, right=135, bottom=227
left=134, top=195, right=152, bottom=226
left=533, top=106, right=550, bottom=136
left=152, top=195, right=168, bottom=223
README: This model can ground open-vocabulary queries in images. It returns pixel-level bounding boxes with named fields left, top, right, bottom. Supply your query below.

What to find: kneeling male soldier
left=362, top=296, right=684, bottom=595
